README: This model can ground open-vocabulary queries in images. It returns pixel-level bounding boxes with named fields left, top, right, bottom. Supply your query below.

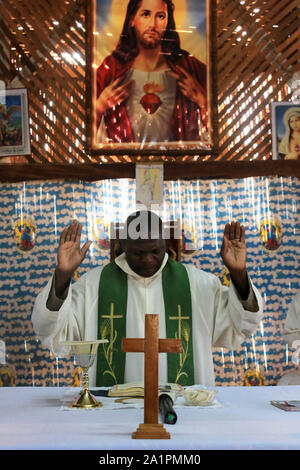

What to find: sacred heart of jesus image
left=140, top=83, right=163, bottom=114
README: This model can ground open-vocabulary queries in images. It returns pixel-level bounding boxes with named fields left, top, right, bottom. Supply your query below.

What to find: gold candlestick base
left=70, top=388, right=103, bottom=409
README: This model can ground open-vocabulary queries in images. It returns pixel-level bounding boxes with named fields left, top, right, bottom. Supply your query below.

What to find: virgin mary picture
left=271, top=102, right=300, bottom=160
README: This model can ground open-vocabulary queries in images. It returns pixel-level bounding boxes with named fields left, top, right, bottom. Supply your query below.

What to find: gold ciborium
left=61, top=340, right=108, bottom=409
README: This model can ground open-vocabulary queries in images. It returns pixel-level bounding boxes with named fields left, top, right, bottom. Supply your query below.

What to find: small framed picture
left=136, top=163, right=164, bottom=207
left=271, top=102, right=300, bottom=160
left=0, top=88, right=31, bottom=157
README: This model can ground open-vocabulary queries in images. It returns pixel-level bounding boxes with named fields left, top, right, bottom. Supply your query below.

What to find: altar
left=1, top=385, right=300, bottom=451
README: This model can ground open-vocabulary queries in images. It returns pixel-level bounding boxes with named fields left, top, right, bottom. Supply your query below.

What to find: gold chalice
left=61, top=339, right=108, bottom=409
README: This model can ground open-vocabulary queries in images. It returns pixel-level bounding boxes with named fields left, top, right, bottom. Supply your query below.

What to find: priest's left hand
left=220, top=221, right=249, bottom=300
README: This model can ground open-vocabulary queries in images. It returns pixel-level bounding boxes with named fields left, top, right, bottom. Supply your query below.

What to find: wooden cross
left=122, top=314, right=182, bottom=439
left=169, top=304, right=190, bottom=366
left=101, top=303, right=123, bottom=363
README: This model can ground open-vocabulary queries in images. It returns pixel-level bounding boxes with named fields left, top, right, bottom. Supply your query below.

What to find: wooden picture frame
left=85, top=0, right=217, bottom=157
left=0, top=88, right=31, bottom=157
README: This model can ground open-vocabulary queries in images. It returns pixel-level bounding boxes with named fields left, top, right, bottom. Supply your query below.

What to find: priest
left=32, top=211, right=264, bottom=387
left=282, top=292, right=300, bottom=347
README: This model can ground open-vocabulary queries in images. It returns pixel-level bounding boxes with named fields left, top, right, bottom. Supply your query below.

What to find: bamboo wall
left=217, top=0, right=300, bottom=161
left=0, top=0, right=299, bottom=175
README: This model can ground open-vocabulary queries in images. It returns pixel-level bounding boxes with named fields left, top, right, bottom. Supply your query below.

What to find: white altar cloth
left=1, top=385, right=300, bottom=450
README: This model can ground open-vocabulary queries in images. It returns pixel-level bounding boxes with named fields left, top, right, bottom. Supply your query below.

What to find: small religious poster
left=13, top=216, right=37, bottom=253
left=136, top=163, right=164, bottom=207
left=271, top=102, right=300, bottom=160
left=259, top=215, right=282, bottom=253
left=91, top=217, right=110, bottom=251
left=0, top=88, right=31, bottom=157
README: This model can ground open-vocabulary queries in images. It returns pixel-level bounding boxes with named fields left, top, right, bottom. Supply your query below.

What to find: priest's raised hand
left=220, top=221, right=249, bottom=300
left=55, top=220, right=92, bottom=298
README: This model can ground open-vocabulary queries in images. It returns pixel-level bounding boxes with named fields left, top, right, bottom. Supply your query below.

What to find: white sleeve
left=189, top=266, right=264, bottom=350
left=214, top=276, right=264, bottom=348
left=31, top=271, right=94, bottom=357
left=282, top=293, right=300, bottom=347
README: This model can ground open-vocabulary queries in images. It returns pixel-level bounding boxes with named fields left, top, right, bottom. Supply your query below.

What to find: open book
left=107, top=381, right=183, bottom=398
left=270, top=400, right=300, bottom=411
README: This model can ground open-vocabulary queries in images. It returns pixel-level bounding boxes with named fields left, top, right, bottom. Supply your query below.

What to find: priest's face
left=123, top=238, right=166, bottom=277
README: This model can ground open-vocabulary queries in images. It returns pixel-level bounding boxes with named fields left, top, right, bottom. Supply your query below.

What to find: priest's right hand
left=55, top=221, right=92, bottom=296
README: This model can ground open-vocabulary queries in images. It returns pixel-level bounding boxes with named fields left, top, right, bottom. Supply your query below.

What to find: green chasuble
left=96, top=257, right=194, bottom=386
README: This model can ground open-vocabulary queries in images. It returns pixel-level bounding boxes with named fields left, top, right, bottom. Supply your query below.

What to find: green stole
left=96, top=257, right=194, bottom=386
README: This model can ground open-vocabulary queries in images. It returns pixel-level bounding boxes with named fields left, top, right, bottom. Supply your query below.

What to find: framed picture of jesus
left=85, top=0, right=216, bottom=157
